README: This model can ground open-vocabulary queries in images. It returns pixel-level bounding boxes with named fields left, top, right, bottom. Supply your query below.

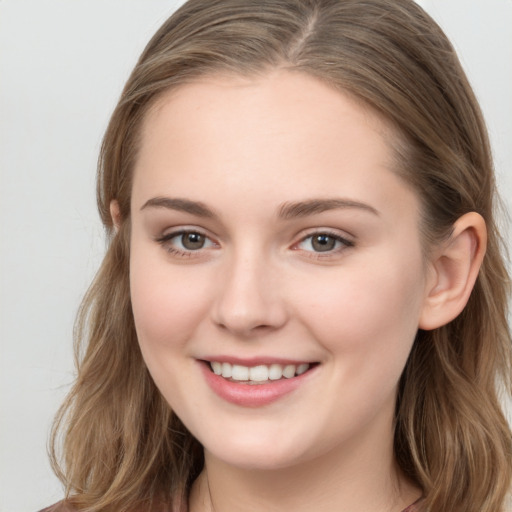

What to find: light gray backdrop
left=1, top=1, right=511, bottom=511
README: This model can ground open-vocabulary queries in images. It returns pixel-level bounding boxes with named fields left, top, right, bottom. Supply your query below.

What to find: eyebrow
left=140, top=196, right=379, bottom=219
left=140, top=197, right=217, bottom=218
left=278, top=198, right=379, bottom=219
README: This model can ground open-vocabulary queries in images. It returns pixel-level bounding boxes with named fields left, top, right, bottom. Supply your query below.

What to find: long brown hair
left=50, top=1, right=512, bottom=511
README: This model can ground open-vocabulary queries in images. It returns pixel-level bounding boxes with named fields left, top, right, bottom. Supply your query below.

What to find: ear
left=419, top=212, right=487, bottom=330
left=110, top=200, right=122, bottom=232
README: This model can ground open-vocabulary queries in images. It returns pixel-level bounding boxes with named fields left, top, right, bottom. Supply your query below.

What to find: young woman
left=44, top=1, right=512, bottom=511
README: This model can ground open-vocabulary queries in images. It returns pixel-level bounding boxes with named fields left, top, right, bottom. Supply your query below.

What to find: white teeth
left=211, top=361, right=222, bottom=375
left=282, top=364, right=296, bottom=378
left=209, top=361, right=311, bottom=382
left=231, top=364, right=249, bottom=381
left=249, top=365, right=269, bottom=381
left=221, top=362, right=232, bottom=378
left=296, top=363, right=309, bottom=375
left=268, top=363, right=283, bottom=380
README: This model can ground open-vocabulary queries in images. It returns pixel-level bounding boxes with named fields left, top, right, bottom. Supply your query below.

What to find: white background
left=1, top=1, right=511, bottom=511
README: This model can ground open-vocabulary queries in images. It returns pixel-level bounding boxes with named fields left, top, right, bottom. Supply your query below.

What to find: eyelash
left=155, top=229, right=354, bottom=259
left=294, top=230, right=354, bottom=259
left=155, top=229, right=215, bottom=257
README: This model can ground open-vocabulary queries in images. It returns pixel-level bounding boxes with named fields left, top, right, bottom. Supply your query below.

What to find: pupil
left=312, top=234, right=335, bottom=252
left=182, top=232, right=205, bottom=250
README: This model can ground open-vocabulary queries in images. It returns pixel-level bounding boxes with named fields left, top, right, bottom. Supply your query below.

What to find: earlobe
left=110, top=200, right=122, bottom=232
left=419, top=212, right=487, bottom=330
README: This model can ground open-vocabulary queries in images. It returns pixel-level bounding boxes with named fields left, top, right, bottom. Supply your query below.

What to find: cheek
left=129, top=247, right=211, bottom=353
left=290, top=254, right=425, bottom=441
left=129, top=248, right=217, bottom=411
left=294, top=251, right=425, bottom=371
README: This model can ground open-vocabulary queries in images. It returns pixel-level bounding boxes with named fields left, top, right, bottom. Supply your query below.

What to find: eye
left=296, top=232, right=353, bottom=253
left=177, top=232, right=207, bottom=250
left=156, top=229, right=216, bottom=255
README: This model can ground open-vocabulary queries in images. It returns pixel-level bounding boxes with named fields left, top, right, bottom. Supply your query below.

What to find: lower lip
left=199, top=362, right=316, bottom=407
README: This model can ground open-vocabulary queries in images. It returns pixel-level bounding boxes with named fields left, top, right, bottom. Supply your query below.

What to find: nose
left=211, top=251, right=288, bottom=338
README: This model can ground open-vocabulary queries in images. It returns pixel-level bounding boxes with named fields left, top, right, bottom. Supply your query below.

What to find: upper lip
left=199, top=355, right=316, bottom=366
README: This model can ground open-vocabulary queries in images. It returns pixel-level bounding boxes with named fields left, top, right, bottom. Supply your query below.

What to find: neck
left=188, top=426, right=421, bottom=512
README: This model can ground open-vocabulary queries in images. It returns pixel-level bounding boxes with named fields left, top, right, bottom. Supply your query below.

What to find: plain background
left=1, top=1, right=511, bottom=511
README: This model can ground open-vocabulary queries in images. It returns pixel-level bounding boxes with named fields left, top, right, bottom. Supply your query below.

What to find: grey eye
left=181, top=232, right=206, bottom=250
left=311, top=234, right=337, bottom=252
left=297, top=232, right=352, bottom=254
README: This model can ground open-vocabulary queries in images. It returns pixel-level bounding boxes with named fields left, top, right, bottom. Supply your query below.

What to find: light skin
left=112, top=70, right=486, bottom=512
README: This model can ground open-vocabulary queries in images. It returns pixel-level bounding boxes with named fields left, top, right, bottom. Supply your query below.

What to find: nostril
left=214, top=320, right=279, bottom=338
left=211, top=269, right=288, bottom=335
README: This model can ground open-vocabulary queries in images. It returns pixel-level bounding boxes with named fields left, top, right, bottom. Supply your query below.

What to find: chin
left=207, top=445, right=305, bottom=471
left=198, top=423, right=321, bottom=471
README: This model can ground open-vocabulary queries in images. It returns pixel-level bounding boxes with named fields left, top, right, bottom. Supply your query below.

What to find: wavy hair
left=50, top=1, right=512, bottom=511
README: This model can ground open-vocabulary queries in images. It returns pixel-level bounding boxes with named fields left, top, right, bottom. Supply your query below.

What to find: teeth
left=231, top=364, right=249, bottom=381
left=209, top=361, right=311, bottom=382
left=296, top=363, right=309, bottom=375
left=211, top=361, right=222, bottom=375
left=268, top=363, right=283, bottom=380
left=282, top=364, right=295, bottom=378
left=249, top=365, right=269, bottom=382
left=221, top=362, right=232, bottom=378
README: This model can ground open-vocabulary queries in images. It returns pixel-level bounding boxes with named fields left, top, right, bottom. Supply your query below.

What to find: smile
left=200, top=359, right=319, bottom=407
left=209, top=361, right=311, bottom=383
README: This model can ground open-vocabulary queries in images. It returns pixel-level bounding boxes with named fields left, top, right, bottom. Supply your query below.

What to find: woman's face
left=129, top=71, right=432, bottom=470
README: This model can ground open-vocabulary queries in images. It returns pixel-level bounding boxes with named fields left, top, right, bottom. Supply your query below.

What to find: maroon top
left=402, top=497, right=425, bottom=511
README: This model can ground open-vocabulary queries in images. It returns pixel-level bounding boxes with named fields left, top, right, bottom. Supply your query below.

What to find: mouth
left=203, top=360, right=318, bottom=385
left=199, top=358, right=319, bottom=407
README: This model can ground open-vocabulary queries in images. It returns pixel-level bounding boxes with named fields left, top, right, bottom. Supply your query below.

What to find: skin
left=123, top=70, right=486, bottom=512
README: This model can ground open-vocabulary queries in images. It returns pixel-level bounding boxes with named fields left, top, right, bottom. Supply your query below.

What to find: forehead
left=141, top=70, right=394, bottom=150
left=132, top=70, right=418, bottom=223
